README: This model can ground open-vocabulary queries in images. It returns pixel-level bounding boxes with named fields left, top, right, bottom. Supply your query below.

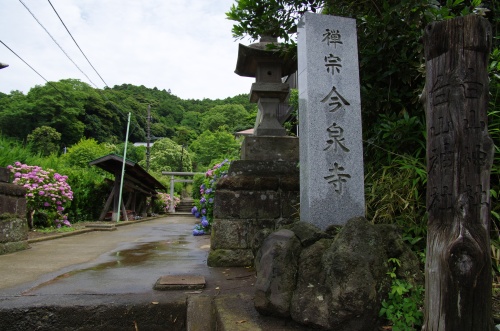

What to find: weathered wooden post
left=423, top=15, right=494, bottom=330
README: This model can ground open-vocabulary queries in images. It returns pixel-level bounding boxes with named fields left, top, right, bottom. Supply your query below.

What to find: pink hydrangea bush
left=8, top=162, right=73, bottom=228
left=157, top=193, right=180, bottom=213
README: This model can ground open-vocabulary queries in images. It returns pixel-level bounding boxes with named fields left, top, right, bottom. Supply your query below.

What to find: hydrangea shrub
left=8, top=162, right=73, bottom=228
left=156, top=193, right=180, bottom=213
left=192, top=159, right=230, bottom=236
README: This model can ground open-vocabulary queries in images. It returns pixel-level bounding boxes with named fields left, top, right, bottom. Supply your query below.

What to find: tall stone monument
left=298, top=13, right=365, bottom=229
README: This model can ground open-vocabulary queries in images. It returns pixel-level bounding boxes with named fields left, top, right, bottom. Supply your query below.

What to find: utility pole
left=179, top=145, right=185, bottom=172
left=146, top=104, right=151, bottom=172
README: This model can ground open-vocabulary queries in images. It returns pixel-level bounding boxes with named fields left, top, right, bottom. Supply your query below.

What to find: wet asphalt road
left=0, top=216, right=216, bottom=298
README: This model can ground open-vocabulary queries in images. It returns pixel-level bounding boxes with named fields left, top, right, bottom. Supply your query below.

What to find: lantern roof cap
left=234, top=36, right=296, bottom=78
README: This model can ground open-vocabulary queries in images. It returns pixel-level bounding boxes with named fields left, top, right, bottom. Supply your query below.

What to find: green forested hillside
left=0, top=80, right=256, bottom=169
left=0, top=80, right=256, bottom=143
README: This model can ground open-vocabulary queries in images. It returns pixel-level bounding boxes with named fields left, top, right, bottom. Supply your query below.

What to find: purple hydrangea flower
left=193, top=228, right=205, bottom=236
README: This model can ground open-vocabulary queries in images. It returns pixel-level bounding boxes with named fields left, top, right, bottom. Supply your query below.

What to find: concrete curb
left=27, top=215, right=167, bottom=244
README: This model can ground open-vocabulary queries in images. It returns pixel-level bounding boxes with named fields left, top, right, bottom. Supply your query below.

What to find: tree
left=26, top=79, right=89, bottom=146
left=112, top=143, right=146, bottom=164
left=0, top=90, right=37, bottom=140
left=227, top=0, right=323, bottom=41
left=199, top=104, right=253, bottom=132
left=26, top=126, right=61, bottom=156
left=180, top=111, right=201, bottom=132
left=173, top=125, right=197, bottom=146
left=143, top=137, right=192, bottom=173
left=189, top=129, right=241, bottom=169
left=82, top=88, right=121, bottom=142
left=64, top=138, right=112, bottom=168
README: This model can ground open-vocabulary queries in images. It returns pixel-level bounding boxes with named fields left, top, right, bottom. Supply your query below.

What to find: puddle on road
left=22, top=236, right=193, bottom=295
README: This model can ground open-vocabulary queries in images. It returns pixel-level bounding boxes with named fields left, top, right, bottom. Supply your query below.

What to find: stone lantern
left=207, top=37, right=300, bottom=268
left=235, top=36, right=296, bottom=136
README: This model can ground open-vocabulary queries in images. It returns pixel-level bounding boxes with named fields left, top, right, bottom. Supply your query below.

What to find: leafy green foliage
left=199, top=104, right=253, bottom=133
left=57, top=165, right=112, bottom=222
left=365, top=155, right=427, bottom=255
left=112, top=143, right=146, bottom=164
left=189, top=129, right=241, bottom=170
left=0, top=136, right=76, bottom=171
left=144, top=137, right=192, bottom=173
left=25, top=79, right=89, bottom=145
left=380, top=258, right=424, bottom=330
left=63, top=138, right=112, bottom=168
left=26, top=126, right=62, bottom=156
left=227, top=0, right=324, bottom=41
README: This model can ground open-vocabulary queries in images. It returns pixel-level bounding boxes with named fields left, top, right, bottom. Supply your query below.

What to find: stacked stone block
left=0, top=167, right=28, bottom=254
left=207, top=160, right=299, bottom=267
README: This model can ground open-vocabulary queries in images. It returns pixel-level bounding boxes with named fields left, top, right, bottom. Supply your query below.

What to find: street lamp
left=0, top=63, right=8, bottom=69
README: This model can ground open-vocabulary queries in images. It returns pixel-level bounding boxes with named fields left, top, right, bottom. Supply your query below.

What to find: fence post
left=423, top=15, right=494, bottom=330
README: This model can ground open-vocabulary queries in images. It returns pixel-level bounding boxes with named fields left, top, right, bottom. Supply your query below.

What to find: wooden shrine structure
left=89, top=154, right=166, bottom=221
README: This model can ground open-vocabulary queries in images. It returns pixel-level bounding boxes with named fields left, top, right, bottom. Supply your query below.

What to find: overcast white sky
left=0, top=0, right=255, bottom=100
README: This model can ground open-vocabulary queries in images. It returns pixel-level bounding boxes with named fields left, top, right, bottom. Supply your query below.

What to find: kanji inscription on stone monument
left=298, top=13, right=364, bottom=229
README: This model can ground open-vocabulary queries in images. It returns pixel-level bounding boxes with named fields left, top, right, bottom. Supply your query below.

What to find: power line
left=44, top=0, right=148, bottom=137
left=8, top=2, right=146, bottom=141
left=0, top=40, right=68, bottom=98
left=18, top=0, right=100, bottom=89
left=1, top=39, right=144, bottom=140
left=47, top=0, right=109, bottom=87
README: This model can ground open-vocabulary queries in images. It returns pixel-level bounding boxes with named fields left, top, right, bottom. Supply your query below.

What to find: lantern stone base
left=207, top=160, right=299, bottom=267
left=241, top=136, right=299, bottom=161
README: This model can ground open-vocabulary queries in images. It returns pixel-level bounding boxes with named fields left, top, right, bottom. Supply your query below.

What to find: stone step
left=177, top=199, right=195, bottom=213
left=176, top=207, right=194, bottom=213
left=212, top=294, right=311, bottom=331
left=186, top=296, right=214, bottom=331
left=172, top=212, right=195, bottom=217
left=213, top=294, right=262, bottom=331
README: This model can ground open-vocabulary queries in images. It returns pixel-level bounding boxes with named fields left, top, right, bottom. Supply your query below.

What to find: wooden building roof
left=89, top=154, right=166, bottom=194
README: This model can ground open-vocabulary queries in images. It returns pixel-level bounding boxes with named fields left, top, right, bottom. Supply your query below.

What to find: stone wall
left=207, top=160, right=299, bottom=267
left=0, top=167, right=28, bottom=254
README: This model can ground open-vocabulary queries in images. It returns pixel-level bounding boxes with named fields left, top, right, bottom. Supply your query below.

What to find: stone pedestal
left=0, top=167, right=28, bottom=255
left=208, top=159, right=299, bottom=267
left=241, top=136, right=299, bottom=161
